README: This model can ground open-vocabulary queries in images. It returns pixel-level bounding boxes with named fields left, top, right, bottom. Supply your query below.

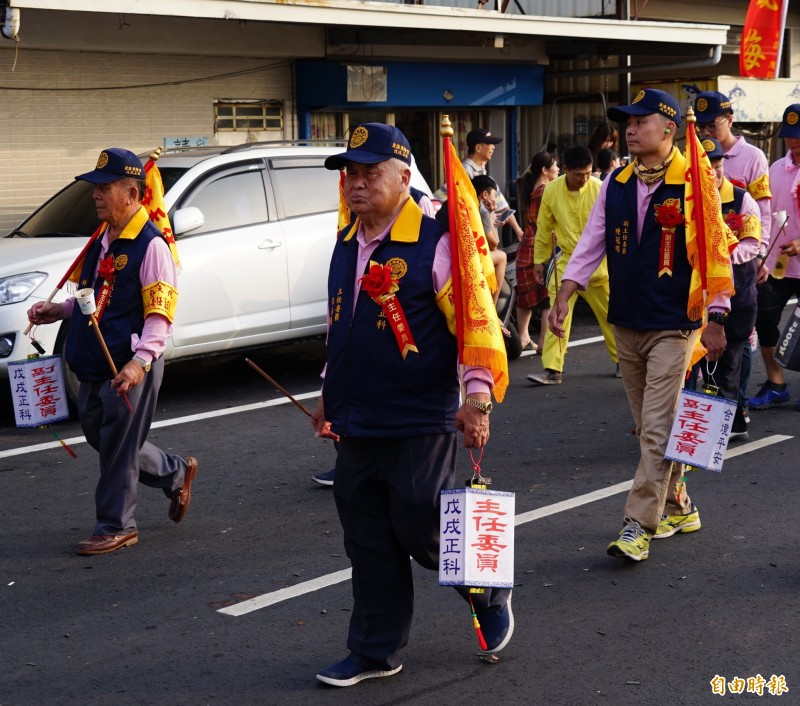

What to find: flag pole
left=441, top=115, right=465, bottom=361
left=686, top=107, right=708, bottom=292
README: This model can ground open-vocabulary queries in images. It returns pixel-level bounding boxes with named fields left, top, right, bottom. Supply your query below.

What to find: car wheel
left=54, top=320, right=80, bottom=415
left=503, top=322, right=523, bottom=361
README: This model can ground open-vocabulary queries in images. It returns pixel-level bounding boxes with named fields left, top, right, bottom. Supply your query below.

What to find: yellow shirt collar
left=117, top=206, right=150, bottom=240
left=342, top=197, right=423, bottom=243
left=719, top=177, right=734, bottom=203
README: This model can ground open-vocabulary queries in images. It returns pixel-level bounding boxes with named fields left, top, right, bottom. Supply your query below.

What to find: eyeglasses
left=697, top=117, right=728, bottom=132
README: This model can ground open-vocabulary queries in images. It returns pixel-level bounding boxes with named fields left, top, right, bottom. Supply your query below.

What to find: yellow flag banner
left=441, top=137, right=508, bottom=402
left=684, top=115, right=737, bottom=369
left=143, top=161, right=181, bottom=270
left=337, top=170, right=351, bottom=233
left=683, top=120, right=735, bottom=323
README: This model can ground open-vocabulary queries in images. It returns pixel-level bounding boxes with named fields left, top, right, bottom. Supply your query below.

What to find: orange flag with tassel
left=438, top=117, right=508, bottom=402
left=684, top=107, right=737, bottom=367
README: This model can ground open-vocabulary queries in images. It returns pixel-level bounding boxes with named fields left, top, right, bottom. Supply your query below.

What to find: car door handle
left=258, top=239, right=283, bottom=250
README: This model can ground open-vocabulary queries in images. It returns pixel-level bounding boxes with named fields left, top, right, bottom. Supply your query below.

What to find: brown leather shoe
left=169, top=456, right=198, bottom=523
left=77, top=531, right=139, bottom=555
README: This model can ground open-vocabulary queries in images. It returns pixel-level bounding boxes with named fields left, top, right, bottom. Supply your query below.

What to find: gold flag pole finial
left=686, top=105, right=696, bottom=124
left=149, top=146, right=164, bottom=162
left=440, top=114, right=454, bottom=138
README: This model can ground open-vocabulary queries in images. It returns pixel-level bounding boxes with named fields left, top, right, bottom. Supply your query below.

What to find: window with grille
left=214, top=100, right=283, bottom=132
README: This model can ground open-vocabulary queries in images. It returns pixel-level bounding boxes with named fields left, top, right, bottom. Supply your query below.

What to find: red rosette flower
left=360, top=263, right=393, bottom=299
left=654, top=202, right=685, bottom=228
left=724, top=212, right=744, bottom=233
left=98, top=255, right=116, bottom=282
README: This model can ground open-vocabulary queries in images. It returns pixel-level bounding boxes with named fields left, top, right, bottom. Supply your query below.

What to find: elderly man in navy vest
left=547, top=90, right=730, bottom=562
left=27, top=148, right=198, bottom=555
left=312, top=123, right=512, bottom=687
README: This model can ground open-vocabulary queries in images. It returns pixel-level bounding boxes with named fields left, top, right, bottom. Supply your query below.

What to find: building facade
left=1, top=1, right=796, bottom=231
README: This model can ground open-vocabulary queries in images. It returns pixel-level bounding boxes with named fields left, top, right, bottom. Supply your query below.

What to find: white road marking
left=520, top=335, right=603, bottom=357
left=1, top=333, right=607, bottom=458
left=218, top=433, right=793, bottom=616
left=2, top=340, right=793, bottom=612
left=0, top=391, right=321, bottom=460
left=218, top=569, right=353, bottom=617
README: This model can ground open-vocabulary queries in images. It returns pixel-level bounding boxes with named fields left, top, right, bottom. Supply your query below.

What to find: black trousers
left=333, top=434, right=509, bottom=668
left=755, top=275, right=800, bottom=348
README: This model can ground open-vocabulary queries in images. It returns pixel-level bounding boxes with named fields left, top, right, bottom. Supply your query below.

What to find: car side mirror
left=172, top=207, right=205, bottom=235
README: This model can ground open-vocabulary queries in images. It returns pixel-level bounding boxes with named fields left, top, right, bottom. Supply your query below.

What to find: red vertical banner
left=740, top=0, right=788, bottom=79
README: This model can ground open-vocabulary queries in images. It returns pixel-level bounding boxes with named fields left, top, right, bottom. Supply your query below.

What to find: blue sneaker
left=749, top=383, right=790, bottom=410
left=477, top=595, right=514, bottom=653
left=316, top=655, right=402, bottom=687
left=312, top=468, right=335, bottom=486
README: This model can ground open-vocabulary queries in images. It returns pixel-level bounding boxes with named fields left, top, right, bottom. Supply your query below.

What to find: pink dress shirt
left=724, top=136, right=771, bottom=240
left=766, top=152, right=800, bottom=278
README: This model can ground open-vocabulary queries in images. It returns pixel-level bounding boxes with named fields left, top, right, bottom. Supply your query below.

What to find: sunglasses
left=697, top=117, right=728, bottom=131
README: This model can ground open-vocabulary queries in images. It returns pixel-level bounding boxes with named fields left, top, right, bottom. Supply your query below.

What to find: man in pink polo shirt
left=694, top=91, right=772, bottom=236
left=748, top=104, right=800, bottom=411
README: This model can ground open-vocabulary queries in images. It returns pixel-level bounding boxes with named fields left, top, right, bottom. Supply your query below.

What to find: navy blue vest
left=323, top=206, right=459, bottom=437
left=66, top=219, right=162, bottom=382
left=721, top=182, right=757, bottom=315
left=604, top=163, right=700, bottom=331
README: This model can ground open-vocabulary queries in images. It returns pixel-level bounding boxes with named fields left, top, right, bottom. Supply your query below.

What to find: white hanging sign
left=439, top=487, right=515, bottom=589
left=665, top=388, right=737, bottom=472
left=7, top=356, right=70, bottom=428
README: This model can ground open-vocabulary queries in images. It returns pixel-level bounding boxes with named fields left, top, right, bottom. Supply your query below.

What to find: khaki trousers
left=613, top=325, right=700, bottom=534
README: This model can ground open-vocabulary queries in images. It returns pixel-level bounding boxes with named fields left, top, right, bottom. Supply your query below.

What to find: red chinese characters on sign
left=665, top=389, right=737, bottom=472
left=7, top=356, right=70, bottom=428
left=469, top=498, right=509, bottom=574
left=439, top=488, right=515, bottom=588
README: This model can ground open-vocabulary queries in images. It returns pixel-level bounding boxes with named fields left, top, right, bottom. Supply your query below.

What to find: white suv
left=0, top=143, right=431, bottom=404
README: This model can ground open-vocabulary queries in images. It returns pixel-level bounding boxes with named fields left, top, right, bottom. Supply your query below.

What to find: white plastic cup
left=76, top=288, right=97, bottom=315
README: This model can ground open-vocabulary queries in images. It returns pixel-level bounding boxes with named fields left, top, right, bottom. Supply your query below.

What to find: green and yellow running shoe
left=653, top=505, right=701, bottom=539
left=607, top=518, right=650, bottom=561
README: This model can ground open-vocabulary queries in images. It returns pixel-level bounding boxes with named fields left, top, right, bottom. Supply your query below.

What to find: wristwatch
left=707, top=311, right=729, bottom=325
left=464, top=397, right=493, bottom=414
left=132, top=354, right=152, bottom=373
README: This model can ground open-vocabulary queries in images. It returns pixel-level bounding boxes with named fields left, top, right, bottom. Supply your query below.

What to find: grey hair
left=121, top=176, right=146, bottom=200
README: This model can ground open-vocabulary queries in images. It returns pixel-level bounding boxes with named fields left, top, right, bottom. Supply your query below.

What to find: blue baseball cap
left=778, top=104, right=800, bottom=138
left=325, top=123, right=412, bottom=170
left=76, top=148, right=144, bottom=184
left=700, top=138, right=727, bottom=161
left=607, top=88, right=682, bottom=126
left=693, top=91, right=732, bottom=122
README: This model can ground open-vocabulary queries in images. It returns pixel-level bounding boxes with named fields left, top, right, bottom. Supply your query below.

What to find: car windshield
left=7, top=166, right=189, bottom=238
